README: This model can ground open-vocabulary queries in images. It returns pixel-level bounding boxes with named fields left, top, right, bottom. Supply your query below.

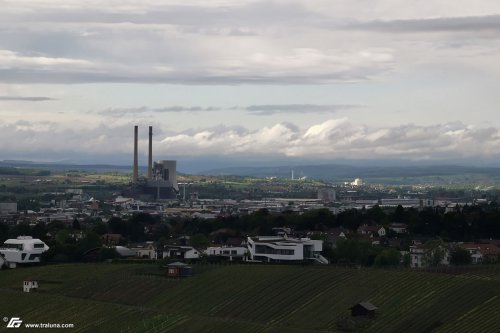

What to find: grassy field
left=0, top=263, right=500, bottom=332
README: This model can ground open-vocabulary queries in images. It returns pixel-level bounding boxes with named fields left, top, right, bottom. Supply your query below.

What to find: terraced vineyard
left=0, top=263, right=499, bottom=332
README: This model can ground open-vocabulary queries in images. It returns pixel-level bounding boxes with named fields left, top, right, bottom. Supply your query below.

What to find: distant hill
left=200, top=164, right=500, bottom=182
left=3, top=159, right=500, bottom=184
left=0, top=160, right=134, bottom=173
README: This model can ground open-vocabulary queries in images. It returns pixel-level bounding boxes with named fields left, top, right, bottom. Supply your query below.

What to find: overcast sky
left=1, top=0, right=500, bottom=169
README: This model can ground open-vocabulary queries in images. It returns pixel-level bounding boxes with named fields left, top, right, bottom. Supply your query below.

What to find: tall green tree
left=449, top=247, right=472, bottom=265
left=374, top=248, right=401, bottom=267
left=423, top=240, right=447, bottom=267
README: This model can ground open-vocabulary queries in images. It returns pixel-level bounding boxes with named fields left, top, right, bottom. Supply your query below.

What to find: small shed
left=166, top=262, right=193, bottom=278
left=350, top=302, right=378, bottom=318
left=23, top=280, right=38, bottom=293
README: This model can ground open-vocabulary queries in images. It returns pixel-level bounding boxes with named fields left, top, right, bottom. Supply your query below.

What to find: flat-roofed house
left=0, top=236, right=49, bottom=268
left=247, top=236, right=327, bottom=264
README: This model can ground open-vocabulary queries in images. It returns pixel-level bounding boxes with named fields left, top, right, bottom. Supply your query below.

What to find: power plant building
left=127, top=126, right=178, bottom=201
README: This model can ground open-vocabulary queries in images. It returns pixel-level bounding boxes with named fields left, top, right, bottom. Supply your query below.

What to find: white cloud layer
left=1, top=118, right=500, bottom=163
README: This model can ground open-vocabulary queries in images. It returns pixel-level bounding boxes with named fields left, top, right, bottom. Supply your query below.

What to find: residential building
left=161, top=246, right=200, bottom=260
left=0, top=236, right=49, bottom=267
left=455, top=243, right=500, bottom=264
left=130, top=242, right=157, bottom=259
left=205, top=246, right=247, bottom=261
left=409, top=246, right=425, bottom=268
left=357, top=225, right=386, bottom=237
left=410, top=244, right=450, bottom=268
left=389, top=223, right=408, bottom=235
left=247, top=236, right=327, bottom=264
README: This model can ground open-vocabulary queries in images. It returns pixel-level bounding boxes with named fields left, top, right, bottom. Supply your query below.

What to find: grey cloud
left=345, top=14, right=500, bottom=33
left=5, top=2, right=323, bottom=28
left=0, top=96, right=56, bottom=101
left=0, top=67, right=389, bottom=85
left=245, top=104, right=362, bottom=115
left=99, top=104, right=361, bottom=116
left=100, top=106, right=225, bottom=115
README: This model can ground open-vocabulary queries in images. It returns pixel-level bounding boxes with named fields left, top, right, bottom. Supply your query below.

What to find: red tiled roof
left=456, top=243, right=500, bottom=255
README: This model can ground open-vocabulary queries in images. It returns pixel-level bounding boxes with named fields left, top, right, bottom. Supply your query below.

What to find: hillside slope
left=0, top=263, right=499, bottom=332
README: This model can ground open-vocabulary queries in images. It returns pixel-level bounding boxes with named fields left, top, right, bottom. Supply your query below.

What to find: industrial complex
left=126, top=126, right=179, bottom=201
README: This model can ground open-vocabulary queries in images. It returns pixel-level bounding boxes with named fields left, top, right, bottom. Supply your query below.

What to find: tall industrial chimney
left=133, top=125, right=139, bottom=183
left=148, top=126, right=153, bottom=180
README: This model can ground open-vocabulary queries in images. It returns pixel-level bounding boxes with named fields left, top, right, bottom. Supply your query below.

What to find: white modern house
left=247, top=236, right=328, bottom=264
left=0, top=236, right=49, bottom=268
left=205, top=246, right=247, bottom=261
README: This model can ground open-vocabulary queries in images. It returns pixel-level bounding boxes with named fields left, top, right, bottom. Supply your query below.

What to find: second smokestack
left=148, top=126, right=153, bottom=180
left=133, top=125, right=139, bottom=182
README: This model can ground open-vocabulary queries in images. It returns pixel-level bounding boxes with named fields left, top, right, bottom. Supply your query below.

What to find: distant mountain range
left=3, top=159, right=500, bottom=183
left=0, top=160, right=134, bottom=173
left=199, top=164, right=500, bottom=182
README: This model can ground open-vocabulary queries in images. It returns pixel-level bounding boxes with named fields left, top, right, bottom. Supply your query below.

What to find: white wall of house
left=162, top=246, right=200, bottom=260
left=0, top=236, right=49, bottom=264
left=410, top=247, right=424, bottom=268
left=23, top=280, right=38, bottom=292
left=390, top=226, right=407, bottom=234
left=410, top=246, right=450, bottom=268
left=205, top=246, right=247, bottom=258
left=132, top=247, right=157, bottom=259
left=184, top=248, right=200, bottom=259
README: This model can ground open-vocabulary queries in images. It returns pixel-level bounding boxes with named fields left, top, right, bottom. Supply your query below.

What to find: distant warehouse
left=380, top=198, right=421, bottom=208
left=0, top=202, right=17, bottom=215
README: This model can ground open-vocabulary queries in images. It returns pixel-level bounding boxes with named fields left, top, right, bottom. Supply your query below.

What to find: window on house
left=4, top=243, right=23, bottom=250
